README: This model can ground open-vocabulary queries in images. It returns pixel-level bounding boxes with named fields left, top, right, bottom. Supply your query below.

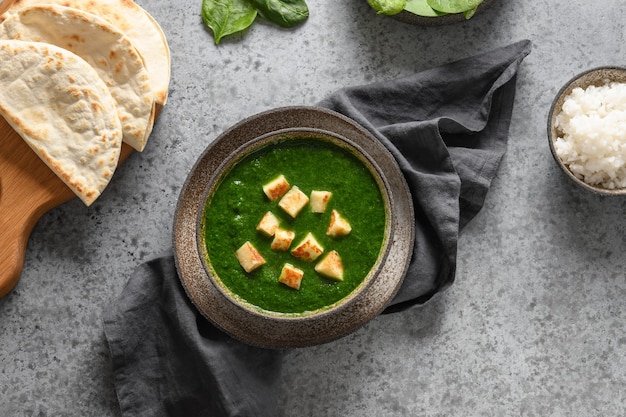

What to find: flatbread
left=1, top=0, right=171, bottom=105
left=0, top=40, right=122, bottom=206
left=0, top=4, right=155, bottom=151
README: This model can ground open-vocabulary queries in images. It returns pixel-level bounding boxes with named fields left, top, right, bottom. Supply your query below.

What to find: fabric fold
left=103, top=40, right=532, bottom=417
left=104, top=253, right=284, bottom=417
left=318, top=40, right=531, bottom=310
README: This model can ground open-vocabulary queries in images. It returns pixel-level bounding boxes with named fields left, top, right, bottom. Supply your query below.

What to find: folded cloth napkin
left=103, top=40, right=532, bottom=417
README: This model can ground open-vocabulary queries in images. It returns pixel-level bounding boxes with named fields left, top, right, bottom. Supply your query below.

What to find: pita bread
left=0, top=4, right=155, bottom=151
left=1, top=0, right=171, bottom=105
left=0, top=40, right=122, bottom=206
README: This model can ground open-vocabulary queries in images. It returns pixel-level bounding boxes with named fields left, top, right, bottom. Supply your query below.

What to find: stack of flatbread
left=0, top=0, right=171, bottom=206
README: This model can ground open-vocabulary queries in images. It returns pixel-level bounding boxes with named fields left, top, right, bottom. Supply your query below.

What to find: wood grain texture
left=0, top=0, right=166, bottom=297
left=0, top=114, right=135, bottom=297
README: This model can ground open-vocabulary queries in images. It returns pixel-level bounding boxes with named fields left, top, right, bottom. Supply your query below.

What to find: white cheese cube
left=263, top=174, right=290, bottom=201
left=256, top=211, right=279, bottom=236
left=315, top=250, right=344, bottom=281
left=310, top=190, right=332, bottom=213
left=278, top=263, right=304, bottom=290
left=326, top=209, right=352, bottom=237
left=278, top=186, right=309, bottom=218
left=235, top=241, right=266, bottom=273
left=291, top=232, right=324, bottom=262
left=271, top=228, right=295, bottom=251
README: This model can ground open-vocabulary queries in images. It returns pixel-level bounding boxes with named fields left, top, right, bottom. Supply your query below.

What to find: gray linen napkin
left=103, top=40, right=532, bottom=417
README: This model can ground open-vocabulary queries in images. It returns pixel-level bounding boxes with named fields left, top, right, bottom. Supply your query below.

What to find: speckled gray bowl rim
left=195, top=127, right=394, bottom=321
left=392, top=0, right=497, bottom=26
left=547, top=66, right=626, bottom=196
left=173, top=106, right=415, bottom=349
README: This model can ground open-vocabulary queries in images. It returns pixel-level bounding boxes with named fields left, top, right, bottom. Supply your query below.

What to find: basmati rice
left=554, top=82, right=626, bottom=189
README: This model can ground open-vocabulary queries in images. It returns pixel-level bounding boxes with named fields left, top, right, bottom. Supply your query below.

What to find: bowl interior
left=548, top=66, right=626, bottom=196
left=196, top=128, right=394, bottom=320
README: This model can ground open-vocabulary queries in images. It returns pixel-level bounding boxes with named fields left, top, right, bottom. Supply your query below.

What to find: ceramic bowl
left=197, top=128, right=393, bottom=319
left=173, top=106, right=415, bottom=348
left=547, top=66, right=626, bottom=196
left=392, top=0, right=497, bottom=26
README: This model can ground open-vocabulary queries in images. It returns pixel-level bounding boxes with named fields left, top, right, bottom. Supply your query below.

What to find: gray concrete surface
left=1, top=0, right=625, bottom=415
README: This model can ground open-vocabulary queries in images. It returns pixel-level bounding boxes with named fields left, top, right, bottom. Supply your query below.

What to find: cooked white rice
left=554, top=81, right=626, bottom=189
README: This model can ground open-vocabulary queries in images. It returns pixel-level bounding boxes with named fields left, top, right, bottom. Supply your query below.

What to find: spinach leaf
left=426, top=0, right=483, bottom=14
left=249, top=0, right=309, bottom=28
left=463, top=6, right=478, bottom=19
left=366, top=0, right=406, bottom=15
left=202, top=0, right=258, bottom=44
left=404, top=0, right=445, bottom=17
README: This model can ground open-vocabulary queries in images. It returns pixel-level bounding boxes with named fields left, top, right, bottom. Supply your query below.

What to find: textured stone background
left=1, top=0, right=625, bottom=415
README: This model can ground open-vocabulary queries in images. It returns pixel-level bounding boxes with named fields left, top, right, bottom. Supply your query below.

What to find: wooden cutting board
left=0, top=0, right=167, bottom=298
left=0, top=115, right=137, bottom=297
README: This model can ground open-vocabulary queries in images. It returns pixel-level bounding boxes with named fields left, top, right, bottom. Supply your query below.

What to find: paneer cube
left=263, top=174, right=290, bottom=201
left=278, top=186, right=309, bottom=218
left=278, top=263, right=304, bottom=290
left=256, top=211, right=279, bottom=236
left=271, top=228, right=295, bottom=251
left=310, top=190, right=332, bottom=213
left=235, top=241, right=266, bottom=273
left=314, top=250, right=344, bottom=281
left=291, top=232, right=324, bottom=262
left=327, top=209, right=352, bottom=237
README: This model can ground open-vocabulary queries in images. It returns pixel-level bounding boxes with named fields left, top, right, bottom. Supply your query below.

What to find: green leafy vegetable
left=202, top=0, right=258, bottom=44
left=249, top=0, right=309, bottom=28
left=399, top=0, right=483, bottom=19
left=366, top=0, right=406, bottom=15
left=403, top=0, right=444, bottom=17
left=202, top=0, right=309, bottom=44
left=426, top=0, right=482, bottom=14
left=463, top=6, right=478, bottom=19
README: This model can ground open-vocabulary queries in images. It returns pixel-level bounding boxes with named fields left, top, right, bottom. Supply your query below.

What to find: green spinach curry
left=202, top=137, right=387, bottom=314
